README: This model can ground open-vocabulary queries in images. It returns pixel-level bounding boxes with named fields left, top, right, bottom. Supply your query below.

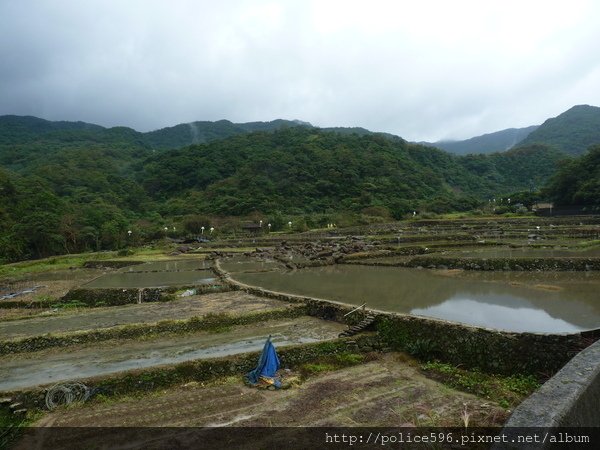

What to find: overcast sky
left=1, top=0, right=599, bottom=141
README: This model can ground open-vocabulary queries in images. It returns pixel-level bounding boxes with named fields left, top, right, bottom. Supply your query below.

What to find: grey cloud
left=1, top=0, right=600, bottom=141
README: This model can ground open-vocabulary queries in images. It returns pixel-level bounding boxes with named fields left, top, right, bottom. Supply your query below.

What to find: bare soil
left=17, top=353, right=509, bottom=448
left=0, top=291, right=294, bottom=340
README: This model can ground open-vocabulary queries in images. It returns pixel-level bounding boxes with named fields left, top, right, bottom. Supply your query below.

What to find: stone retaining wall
left=215, top=259, right=599, bottom=376
left=61, top=287, right=167, bottom=306
left=0, top=299, right=55, bottom=309
left=60, top=283, right=229, bottom=307
left=345, top=256, right=600, bottom=271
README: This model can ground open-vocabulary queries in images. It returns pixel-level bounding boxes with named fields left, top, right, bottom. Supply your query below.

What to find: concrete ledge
left=505, top=338, right=600, bottom=428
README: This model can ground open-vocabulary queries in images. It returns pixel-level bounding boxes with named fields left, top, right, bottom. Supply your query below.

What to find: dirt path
left=0, top=291, right=293, bottom=340
left=17, top=353, right=509, bottom=448
left=0, top=316, right=345, bottom=392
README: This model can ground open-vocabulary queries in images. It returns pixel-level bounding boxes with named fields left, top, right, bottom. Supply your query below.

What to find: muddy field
left=15, top=353, right=509, bottom=448
left=0, top=291, right=292, bottom=341
left=0, top=316, right=344, bottom=392
left=0, top=269, right=108, bottom=322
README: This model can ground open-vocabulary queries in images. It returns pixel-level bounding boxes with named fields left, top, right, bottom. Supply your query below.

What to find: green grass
left=577, top=239, right=600, bottom=249
left=0, top=246, right=209, bottom=280
left=49, top=299, right=88, bottom=309
left=0, top=407, right=42, bottom=449
left=299, top=352, right=366, bottom=376
left=0, top=252, right=116, bottom=279
left=421, top=361, right=540, bottom=407
left=300, top=362, right=336, bottom=374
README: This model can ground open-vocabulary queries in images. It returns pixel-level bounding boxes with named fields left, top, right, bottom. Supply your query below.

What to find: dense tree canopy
left=518, top=105, right=600, bottom=156
left=545, top=145, right=600, bottom=207
left=0, top=115, right=573, bottom=262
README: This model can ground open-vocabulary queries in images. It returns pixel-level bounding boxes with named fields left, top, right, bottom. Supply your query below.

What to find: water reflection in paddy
left=119, top=259, right=211, bottom=272
left=232, top=265, right=600, bottom=333
left=85, top=271, right=216, bottom=288
left=219, top=257, right=280, bottom=273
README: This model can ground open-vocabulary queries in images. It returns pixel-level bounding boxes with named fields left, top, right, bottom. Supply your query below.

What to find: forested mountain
left=0, top=115, right=103, bottom=145
left=457, top=144, right=566, bottom=192
left=137, top=128, right=566, bottom=217
left=137, top=128, right=488, bottom=217
left=0, top=113, right=577, bottom=262
left=518, top=105, right=600, bottom=155
left=144, top=119, right=310, bottom=150
left=425, top=126, right=539, bottom=155
left=545, top=145, right=600, bottom=207
left=0, top=115, right=311, bottom=156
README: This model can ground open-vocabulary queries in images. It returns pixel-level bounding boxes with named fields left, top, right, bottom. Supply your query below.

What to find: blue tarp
left=245, top=336, right=280, bottom=386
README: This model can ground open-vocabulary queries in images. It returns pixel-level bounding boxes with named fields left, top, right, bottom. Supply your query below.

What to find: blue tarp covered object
left=245, top=336, right=281, bottom=387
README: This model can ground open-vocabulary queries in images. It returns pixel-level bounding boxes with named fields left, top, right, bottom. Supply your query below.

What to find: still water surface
left=85, top=271, right=216, bottom=288
left=232, top=265, right=600, bottom=333
left=118, top=259, right=211, bottom=272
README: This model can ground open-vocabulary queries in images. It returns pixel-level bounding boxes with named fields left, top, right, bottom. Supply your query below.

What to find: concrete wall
left=504, top=338, right=600, bottom=428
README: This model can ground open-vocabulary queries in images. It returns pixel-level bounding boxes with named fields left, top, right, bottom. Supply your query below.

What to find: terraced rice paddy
left=0, top=316, right=346, bottom=392
left=1, top=215, right=599, bottom=439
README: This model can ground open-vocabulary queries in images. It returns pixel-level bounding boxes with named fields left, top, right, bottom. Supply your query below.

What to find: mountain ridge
left=422, top=125, right=539, bottom=155
left=0, top=117, right=568, bottom=262
left=4, top=103, right=598, bottom=155
left=517, top=104, right=600, bottom=155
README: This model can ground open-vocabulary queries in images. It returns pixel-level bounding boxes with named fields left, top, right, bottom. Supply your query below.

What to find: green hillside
left=518, top=105, right=600, bottom=155
left=137, top=128, right=490, bottom=217
left=545, top=145, right=600, bottom=207
left=0, top=115, right=103, bottom=145
left=0, top=114, right=574, bottom=262
left=458, top=144, right=566, bottom=192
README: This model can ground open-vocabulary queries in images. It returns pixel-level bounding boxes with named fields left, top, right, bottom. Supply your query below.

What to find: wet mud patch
left=0, top=269, right=105, bottom=308
left=0, top=291, right=294, bottom=341
left=0, top=316, right=345, bottom=392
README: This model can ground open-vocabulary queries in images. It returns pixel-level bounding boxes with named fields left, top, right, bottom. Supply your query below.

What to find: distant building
left=534, top=203, right=598, bottom=216
left=532, top=202, right=553, bottom=211
left=241, top=223, right=263, bottom=234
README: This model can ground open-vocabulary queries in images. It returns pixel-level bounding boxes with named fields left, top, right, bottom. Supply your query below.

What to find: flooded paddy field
left=2, top=216, right=599, bottom=437
left=83, top=270, right=217, bottom=288
left=0, top=316, right=345, bottom=392
left=0, top=268, right=106, bottom=313
left=74, top=257, right=220, bottom=288
left=353, top=244, right=600, bottom=264
left=118, top=259, right=212, bottom=272
left=219, top=257, right=281, bottom=273
left=231, top=263, right=600, bottom=333
left=0, top=291, right=293, bottom=341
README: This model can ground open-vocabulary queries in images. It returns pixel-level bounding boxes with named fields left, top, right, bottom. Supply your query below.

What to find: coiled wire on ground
left=45, top=382, right=91, bottom=410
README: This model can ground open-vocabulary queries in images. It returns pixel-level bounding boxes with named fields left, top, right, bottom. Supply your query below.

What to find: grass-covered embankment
left=0, top=307, right=307, bottom=355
